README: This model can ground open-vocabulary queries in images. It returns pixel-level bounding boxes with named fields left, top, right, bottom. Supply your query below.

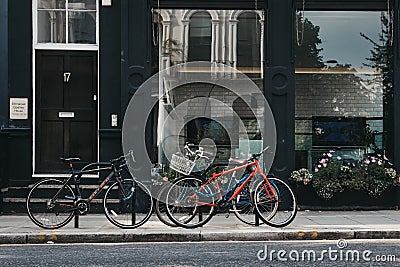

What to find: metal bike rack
left=74, top=214, right=79, bottom=228
left=255, top=212, right=260, bottom=226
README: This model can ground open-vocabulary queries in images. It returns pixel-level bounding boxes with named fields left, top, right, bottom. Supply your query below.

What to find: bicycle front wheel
left=165, top=176, right=215, bottom=229
left=103, top=179, right=153, bottom=229
left=254, top=177, right=297, bottom=227
left=26, top=178, right=75, bottom=229
left=155, top=182, right=178, bottom=227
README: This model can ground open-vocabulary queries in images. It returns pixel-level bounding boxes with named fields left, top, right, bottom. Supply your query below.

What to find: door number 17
left=64, top=72, right=71, bottom=83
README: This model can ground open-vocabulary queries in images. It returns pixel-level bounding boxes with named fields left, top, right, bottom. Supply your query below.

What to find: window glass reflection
left=153, top=9, right=265, bottom=166
left=36, top=0, right=97, bottom=44
left=295, top=11, right=393, bottom=169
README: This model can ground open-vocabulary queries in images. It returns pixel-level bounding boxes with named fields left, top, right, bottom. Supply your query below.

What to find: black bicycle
left=26, top=152, right=153, bottom=229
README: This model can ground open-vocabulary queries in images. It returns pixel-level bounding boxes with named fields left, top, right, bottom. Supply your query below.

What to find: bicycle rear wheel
left=26, top=178, right=75, bottom=229
left=165, top=176, right=215, bottom=229
left=103, top=179, right=153, bottom=229
left=254, top=177, right=297, bottom=227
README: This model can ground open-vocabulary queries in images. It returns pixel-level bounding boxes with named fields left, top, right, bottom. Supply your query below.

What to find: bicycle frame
left=49, top=162, right=126, bottom=209
left=192, top=159, right=278, bottom=206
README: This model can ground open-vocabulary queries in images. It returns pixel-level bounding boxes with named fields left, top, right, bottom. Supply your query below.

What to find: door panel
left=36, top=51, right=97, bottom=173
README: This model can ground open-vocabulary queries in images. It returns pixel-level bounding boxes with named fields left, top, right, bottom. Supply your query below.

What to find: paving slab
left=0, top=210, right=399, bottom=244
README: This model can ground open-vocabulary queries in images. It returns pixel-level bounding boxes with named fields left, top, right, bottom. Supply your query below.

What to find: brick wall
left=295, top=73, right=384, bottom=164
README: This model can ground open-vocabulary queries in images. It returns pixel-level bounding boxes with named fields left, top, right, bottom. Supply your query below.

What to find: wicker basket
left=170, top=154, right=196, bottom=175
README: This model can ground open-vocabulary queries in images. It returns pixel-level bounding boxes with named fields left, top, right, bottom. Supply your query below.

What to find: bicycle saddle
left=60, top=157, right=81, bottom=162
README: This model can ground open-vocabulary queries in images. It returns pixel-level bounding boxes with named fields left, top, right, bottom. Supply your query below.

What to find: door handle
left=64, top=72, right=71, bottom=83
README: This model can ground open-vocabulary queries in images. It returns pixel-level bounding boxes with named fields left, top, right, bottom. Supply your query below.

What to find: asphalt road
left=0, top=240, right=400, bottom=267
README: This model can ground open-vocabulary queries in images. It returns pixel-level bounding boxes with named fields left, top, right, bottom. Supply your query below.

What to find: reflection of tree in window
left=188, top=12, right=211, bottom=61
left=360, top=12, right=393, bottom=157
left=237, top=12, right=260, bottom=74
left=294, top=17, right=324, bottom=68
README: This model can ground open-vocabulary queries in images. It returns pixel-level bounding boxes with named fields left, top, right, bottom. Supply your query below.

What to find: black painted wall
left=99, top=2, right=123, bottom=162
left=264, top=0, right=295, bottom=180
left=121, top=0, right=153, bottom=180
left=0, top=0, right=8, bottom=189
left=6, top=0, right=32, bottom=186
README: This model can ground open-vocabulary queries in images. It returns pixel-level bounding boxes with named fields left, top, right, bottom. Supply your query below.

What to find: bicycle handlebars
left=110, top=150, right=135, bottom=166
left=248, top=146, right=270, bottom=160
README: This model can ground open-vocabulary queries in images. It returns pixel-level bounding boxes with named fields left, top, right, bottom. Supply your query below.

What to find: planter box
left=294, top=185, right=400, bottom=210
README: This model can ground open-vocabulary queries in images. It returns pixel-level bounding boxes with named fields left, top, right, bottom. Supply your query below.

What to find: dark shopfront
left=1, top=0, right=400, bottom=211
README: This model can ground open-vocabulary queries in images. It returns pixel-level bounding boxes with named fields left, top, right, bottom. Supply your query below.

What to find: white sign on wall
left=10, top=98, right=28, bottom=120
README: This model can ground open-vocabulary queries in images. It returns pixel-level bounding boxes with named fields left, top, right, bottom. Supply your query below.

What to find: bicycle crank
left=74, top=199, right=90, bottom=215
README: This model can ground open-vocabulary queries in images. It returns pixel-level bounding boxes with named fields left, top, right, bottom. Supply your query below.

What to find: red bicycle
left=165, top=147, right=297, bottom=228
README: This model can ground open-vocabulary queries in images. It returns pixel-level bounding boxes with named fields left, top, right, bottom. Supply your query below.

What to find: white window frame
left=33, top=0, right=99, bottom=50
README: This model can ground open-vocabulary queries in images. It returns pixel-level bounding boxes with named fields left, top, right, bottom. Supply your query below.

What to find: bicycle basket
left=170, top=154, right=196, bottom=175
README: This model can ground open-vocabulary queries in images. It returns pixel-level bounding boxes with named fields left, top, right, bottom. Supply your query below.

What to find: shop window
left=154, top=10, right=266, bottom=166
left=294, top=11, right=394, bottom=169
left=36, top=0, right=97, bottom=44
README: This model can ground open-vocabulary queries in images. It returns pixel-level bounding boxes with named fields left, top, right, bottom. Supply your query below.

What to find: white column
left=181, top=20, right=190, bottom=63
left=232, top=20, right=238, bottom=67
left=228, top=20, right=238, bottom=65
left=212, top=20, right=220, bottom=62
left=162, top=21, right=170, bottom=54
left=221, top=11, right=226, bottom=63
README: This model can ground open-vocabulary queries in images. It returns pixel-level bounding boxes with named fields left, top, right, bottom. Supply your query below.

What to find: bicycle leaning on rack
left=164, top=146, right=297, bottom=229
left=26, top=151, right=153, bottom=229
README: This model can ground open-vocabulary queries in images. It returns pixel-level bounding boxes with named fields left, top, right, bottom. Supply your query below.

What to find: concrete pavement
left=1, top=210, right=400, bottom=244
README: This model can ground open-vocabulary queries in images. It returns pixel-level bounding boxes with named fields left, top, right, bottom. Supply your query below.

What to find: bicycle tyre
left=254, top=177, right=297, bottom=227
left=154, top=182, right=178, bottom=227
left=165, top=176, right=215, bottom=229
left=26, top=178, right=75, bottom=229
left=103, top=179, right=153, bottom=229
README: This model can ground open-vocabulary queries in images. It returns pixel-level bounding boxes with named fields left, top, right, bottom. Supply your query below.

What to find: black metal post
left=74, top=214, right=79, bottom=228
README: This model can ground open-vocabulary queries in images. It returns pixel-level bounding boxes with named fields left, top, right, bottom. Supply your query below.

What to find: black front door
left=36, top=51, right=97, bottom=173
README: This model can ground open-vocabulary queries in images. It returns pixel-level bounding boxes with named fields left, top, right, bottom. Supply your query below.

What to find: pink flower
left=315, top=168, right=319, bottom=172
left=323, top=163, right=327, bottom=167
left=320, top=159, right=326, bottom=164
left=384, top=155, right=389, bottom=161
left=163, top=176, right=169, bottom=181
left=377, top=154, right=382, bottom=157
left=337, top=156, right=342, bottom=160
left=327, top=153, right=332, bottom=157
left=371, top=158, right=376, bottom=163
left=365, top=159, right=370, bottom=164
left=318, top=165, right=321, bottom=168
left=378, top=160, right=383, bottom=166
